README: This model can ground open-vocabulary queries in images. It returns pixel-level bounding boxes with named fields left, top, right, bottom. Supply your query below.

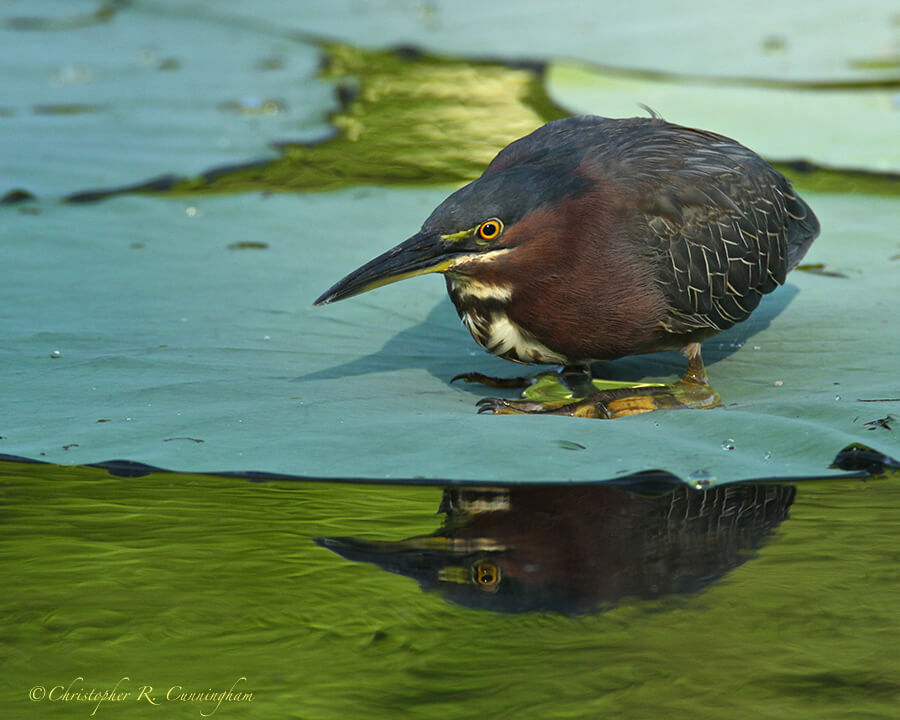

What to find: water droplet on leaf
left=556, top=440, right=585, bottom=451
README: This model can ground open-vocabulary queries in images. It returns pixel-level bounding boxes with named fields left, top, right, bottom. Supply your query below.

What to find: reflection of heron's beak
left=314, top=535, right=458, bottom=585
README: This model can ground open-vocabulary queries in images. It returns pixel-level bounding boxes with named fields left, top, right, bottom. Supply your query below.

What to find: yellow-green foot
left=476, top=378, right=720, bottom=418
left=471, top=344, right=720, bottom=419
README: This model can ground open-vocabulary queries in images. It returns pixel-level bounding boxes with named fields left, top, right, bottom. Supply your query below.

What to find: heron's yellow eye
left=477, top=219, right=503, bottom=242
left=473, top=562, right=501, bottom=591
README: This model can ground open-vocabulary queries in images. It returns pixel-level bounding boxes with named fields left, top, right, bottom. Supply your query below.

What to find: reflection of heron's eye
left=473, top=562, right=501, bottom=591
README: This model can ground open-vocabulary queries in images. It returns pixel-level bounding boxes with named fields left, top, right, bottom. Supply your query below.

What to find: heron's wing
left=631, top=130, right=818, bottom=335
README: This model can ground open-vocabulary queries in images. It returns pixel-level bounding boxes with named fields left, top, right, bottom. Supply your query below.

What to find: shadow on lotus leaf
left=299, top=285, right=798, bottom=392
left=316, top=476, right=796, bottom=615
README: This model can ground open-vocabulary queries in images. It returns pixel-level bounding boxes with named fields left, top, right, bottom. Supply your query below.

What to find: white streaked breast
left=449, top=278, right=513, bottom=302
left=483, top=314, right=568, bottom=365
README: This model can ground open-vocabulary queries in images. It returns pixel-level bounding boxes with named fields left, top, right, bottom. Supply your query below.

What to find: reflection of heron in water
left=316, top=480, right=795, bottom=615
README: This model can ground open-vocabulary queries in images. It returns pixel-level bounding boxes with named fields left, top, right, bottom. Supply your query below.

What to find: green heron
left=315, top=115, right=819, bottom=417
left=316, top=482, right=796, bottom=614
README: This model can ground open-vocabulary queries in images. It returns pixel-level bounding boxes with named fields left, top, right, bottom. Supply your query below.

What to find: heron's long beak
left=313, top=231, right=453, bottom=305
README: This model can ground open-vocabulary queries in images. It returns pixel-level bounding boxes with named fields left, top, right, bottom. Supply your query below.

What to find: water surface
left=3, top=458, right=898, bottom=719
